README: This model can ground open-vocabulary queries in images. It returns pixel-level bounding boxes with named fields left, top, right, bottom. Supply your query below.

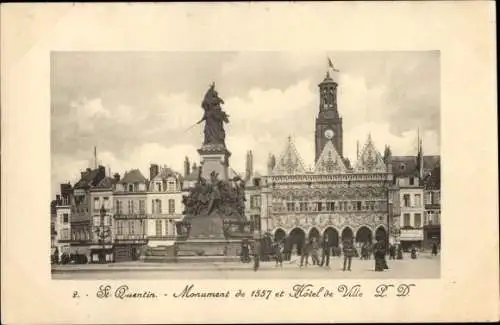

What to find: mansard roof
left=272, top=136, right=306, bottom=175
left=119, top=169, right=147, bottom=184
left=314, top=140, right=347, bottom=174
left=93, top=176, right=117, bottom=189
left=74, top=167, right=104, bottom=189
left=354, top=134, right=387, bottom=173
left=392, top=155, right=440, bottom=178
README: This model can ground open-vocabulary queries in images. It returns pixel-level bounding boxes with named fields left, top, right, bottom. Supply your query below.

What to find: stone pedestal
left=198, top=144, right=231, bottom=181
left=175, top=239, right=242, bottom=257
left=188, top=214, right=225, bottom=239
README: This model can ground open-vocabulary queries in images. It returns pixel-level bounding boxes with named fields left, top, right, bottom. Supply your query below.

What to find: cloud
left=51, top=52, right=440, bottom=198
left=157, top=93, right=201, bottom=130
left=226, top=79, right=315, bottom=123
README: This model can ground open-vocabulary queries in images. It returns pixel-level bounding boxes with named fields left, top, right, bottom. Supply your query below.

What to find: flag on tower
left=328, top=57, right=339, bottom=72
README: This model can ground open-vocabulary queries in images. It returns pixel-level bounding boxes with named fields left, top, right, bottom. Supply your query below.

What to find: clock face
left=324, top=129, right=334, bottom=139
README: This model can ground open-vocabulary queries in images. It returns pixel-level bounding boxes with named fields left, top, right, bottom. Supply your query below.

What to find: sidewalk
left=51, top=258, right=303, bottom=273
left=52, top=253, right=438, bottom=273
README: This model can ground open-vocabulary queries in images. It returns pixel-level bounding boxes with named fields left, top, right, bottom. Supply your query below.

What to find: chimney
left=245, top=150, right=253, bottom=181
left=184, top=157, right=190, bottom=177
left=150, top=164, right=159, bottom=180
left=113, top=173, right=121, bottom=182
left=56, top=195, right=61, bottom=205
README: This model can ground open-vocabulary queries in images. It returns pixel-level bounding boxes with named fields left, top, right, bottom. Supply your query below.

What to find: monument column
left=198, top=146, right=231, bottom=181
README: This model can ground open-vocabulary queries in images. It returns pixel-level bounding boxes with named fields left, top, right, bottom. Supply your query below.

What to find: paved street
left=52, top=253, right=440, bottom=279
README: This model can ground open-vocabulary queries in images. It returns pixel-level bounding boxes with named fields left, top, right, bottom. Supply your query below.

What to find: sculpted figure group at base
left=182, top=169, right=246, bottom=222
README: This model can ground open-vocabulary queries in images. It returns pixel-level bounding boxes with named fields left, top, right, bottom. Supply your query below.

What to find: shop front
left=114, top=237, right=147, bottom=262
left=423, top=224, right=441, bottom=251
left=400, top=228, right=424, bottom=252
left=89, top=245, right=114, bottom=263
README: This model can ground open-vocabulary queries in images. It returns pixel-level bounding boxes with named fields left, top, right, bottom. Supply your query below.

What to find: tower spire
left=94, top=146, right=97, bottom=169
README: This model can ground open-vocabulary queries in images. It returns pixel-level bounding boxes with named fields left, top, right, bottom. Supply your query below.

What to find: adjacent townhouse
left=113, top=169, right=148, bottom=262
left=146, top=164, right=185, bottom=248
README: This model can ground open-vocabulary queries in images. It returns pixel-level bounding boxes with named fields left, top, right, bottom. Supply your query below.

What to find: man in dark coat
left=396, top=244, right=403, bottom=260
left=431, top=242, right=438, bottom=256
left=300, top=239, right=312, bottom=267
left=320, top=236, right=331, bottom=267
left=389, top=244, right=396, bottom=260
left=252, top=237, right=261, bottom=271
left=342, top=240, right=354, bottom=271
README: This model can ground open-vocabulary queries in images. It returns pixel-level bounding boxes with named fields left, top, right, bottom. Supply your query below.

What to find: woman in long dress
left=373, top=239, right=386, bottom=271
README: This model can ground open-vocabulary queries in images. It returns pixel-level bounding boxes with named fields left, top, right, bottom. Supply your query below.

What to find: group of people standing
left=241, top=234, right=439, bottom=272
left=296, top=237, right=392, bottom=272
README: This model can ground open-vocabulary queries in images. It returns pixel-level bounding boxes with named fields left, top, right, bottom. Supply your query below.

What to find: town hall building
left=260, top=69, right=398, bottom=253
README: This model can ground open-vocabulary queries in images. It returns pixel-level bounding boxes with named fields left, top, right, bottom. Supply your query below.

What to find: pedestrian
left=300, top=239, right=312, bottom=267
left=273, top=240, right=283, bottom=268
left=396, top=244, right=403, bottom=260
left=342, top=240, right=354, bottom=271
left=283, top=236, right=291, bottom=261
left=411, top=245, right=418, bottom=259
left=253, top=237, right=261, bottom=271
left=373, top=239, right=386, bottom=271
left=382, top=241, right=389, bottom=270
left=320, top=236, right=331, bottom=267
left=311, top=237, right=321, bottom=266
left=361, top=243, right=367, bottom=260
left=431, top=242, right=438, bottom=256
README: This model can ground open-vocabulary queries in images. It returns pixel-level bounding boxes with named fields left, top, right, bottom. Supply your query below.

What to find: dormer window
left=400, top=164, right=406, bottom=170
left=156, top=183, right=162, bottom=192
left=167, top=179, right=176, bottom=192
left=128, top=184, right=134, bottom=192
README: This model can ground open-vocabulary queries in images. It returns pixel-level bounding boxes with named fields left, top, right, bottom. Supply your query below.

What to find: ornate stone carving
left=315, top=140, right=347, bottom=174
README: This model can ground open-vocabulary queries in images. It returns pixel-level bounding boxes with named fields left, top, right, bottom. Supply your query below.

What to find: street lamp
left=94, top=205, right=111, bottom=263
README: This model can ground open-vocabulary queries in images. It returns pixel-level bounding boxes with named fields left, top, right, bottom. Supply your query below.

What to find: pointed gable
left=273, top=136, right=306, bottom=175
left=355, top=134, right=387, bottom=173
left=315, top=140, right=347, bottom=174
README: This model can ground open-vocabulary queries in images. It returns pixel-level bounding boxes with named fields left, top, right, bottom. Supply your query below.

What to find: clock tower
left=315, top=70, right=343, bottom=162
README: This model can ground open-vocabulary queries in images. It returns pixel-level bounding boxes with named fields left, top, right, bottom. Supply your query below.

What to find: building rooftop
left=423, top=164, right=441, bottom=190
left=93, top=176, right=118, bottom=189
left=74, top=166, right=105, bottom=189
left=119, top=169, right=147, bottom=184
left=392, top=155, right=440, bottom=178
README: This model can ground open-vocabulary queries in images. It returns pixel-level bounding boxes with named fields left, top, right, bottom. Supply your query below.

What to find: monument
left=172, top=83, right=253, bottom=260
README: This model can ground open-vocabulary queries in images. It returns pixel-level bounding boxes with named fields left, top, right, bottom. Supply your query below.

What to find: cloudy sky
left=51, top=51, right=440, bottom=197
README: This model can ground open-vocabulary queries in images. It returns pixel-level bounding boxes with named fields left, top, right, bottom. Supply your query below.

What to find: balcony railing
left=147, top=235, right=184, bottom=241
left=113, top=213, right=147, bottom=219
left=114, top=234, right=147, bottom=241
left=148, top=213, right=183, bottom=219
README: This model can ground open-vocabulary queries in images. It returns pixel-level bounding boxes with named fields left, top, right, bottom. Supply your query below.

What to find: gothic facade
left=260, top=69, right=396, bottom=250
